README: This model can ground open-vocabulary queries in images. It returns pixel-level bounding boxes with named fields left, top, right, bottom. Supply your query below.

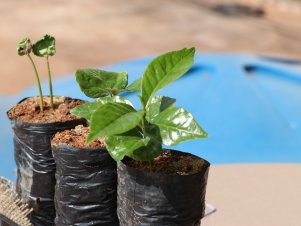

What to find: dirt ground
left=0, top=0, right=300, bottom=95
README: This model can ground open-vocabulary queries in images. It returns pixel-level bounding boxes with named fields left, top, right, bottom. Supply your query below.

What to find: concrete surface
left=205, top=164, right=301, bottom=226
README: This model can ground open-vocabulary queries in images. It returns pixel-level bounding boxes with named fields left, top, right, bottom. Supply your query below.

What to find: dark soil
left=51, top=125, right=105, bottom=148
left=125, top=150, right=207, bottom=175
left=7, top=96, right=85, bottom=123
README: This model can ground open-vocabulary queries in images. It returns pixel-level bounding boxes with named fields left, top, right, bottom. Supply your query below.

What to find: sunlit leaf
left=105, top=135, right=150, bottom=161
left=146, top=96, right=175, bottom=121
left=141, top=48, right=195, bottom=105
left=32, top=35, right=56, bottom=57
left=76, top=69, right=128, bottom=98
left=149, top=106, right=207, bottom=146
left=70, top=96, right=134, bottom=121
left=126, top=77, right=141, bottom=92
left=105, top=123, right=162, bottom=161
left=87, top=103, right=144, bottom=143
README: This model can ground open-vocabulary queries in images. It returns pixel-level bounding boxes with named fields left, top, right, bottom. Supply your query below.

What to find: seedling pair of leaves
left=71, top=47, right=208, bottom=162
left=17, top=35, right=56, bottom=111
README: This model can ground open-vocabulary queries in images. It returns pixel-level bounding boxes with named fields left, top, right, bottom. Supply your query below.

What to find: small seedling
left=17, top=35, right=56, bottom=111
left=32, top=35, right=56, bottom=109
left=72, top=48, right=207, bottom=163
left=17, top=38, right=44, bottom=111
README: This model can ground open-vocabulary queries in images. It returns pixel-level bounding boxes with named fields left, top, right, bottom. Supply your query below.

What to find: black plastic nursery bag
left=117, top=150, right=210, bottom=226
left=8, top=98, right=85, bottom=226
left=52, top=145, right=119, bottom=226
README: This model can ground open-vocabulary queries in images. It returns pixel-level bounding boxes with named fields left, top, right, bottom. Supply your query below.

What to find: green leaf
left=126, top=77, right=141, bottom=92
left=146, top=96, right=176, bottom=121
left=32, top=35, right=56, bottom=57
left=17, top=38, right=32, bottom=56
left=149, top=106, right=207, bottom=146
left=141, top=47, right=195, bottom=105
left=96, top=96, right=133, bottom=107
left=70, top=102, right=100, bottom=121
left=70, top=96, right=134, bottom=121
left=131, top=123, right=162, bottom=161
left=105, top=123, right=162, bottom=161
left=87, top=103, right=144, bottom=143
left=105, top=135, right=150, bottom=161
left=76, top=69, right=128, bottom=98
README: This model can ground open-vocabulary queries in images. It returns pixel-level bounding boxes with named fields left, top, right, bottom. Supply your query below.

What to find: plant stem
left=148, top=160, right=154, bottom=172
left=27, top=54, right=44, bottom=112
left=46, top=56, right=54, bottom=109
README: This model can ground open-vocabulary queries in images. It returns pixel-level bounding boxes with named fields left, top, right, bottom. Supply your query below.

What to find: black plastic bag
left=117, top=150, right=210, bottom=226
left=52, top=145, right=119, bottom=226
left=8, top=99, right=86, bottom=226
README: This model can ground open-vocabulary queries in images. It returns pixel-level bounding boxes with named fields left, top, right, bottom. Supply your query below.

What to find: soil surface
left=7, top=96, right=84, bottom=123
left=51, top=125, right=105, bottom=148
left=125, top=150, right=208, bottom=175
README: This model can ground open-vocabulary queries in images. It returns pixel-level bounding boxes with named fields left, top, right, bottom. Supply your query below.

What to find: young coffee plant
left=72, top=48, right=207, bottom=162
left=17, top=35, right=56, bottom=111
left=18, top=38, right=44, bottom=111
left=32, top=35, right=56, bottom=109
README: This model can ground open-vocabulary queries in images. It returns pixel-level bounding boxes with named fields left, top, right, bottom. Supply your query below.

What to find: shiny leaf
left=126, top=77, right=141, bottom=92
left=87, top=103, right=144, bottom=143
left=17, top=38, right=32, bottom=56
left=131, top=123, right=162, bottom=161
left=70, top=96, right=133, bottom=121
left=146, top=96, right=176, bottom=121
left=96, top=96, right=133, bottom=107
left=141, top=48, right=195, bottom=105
left=105, top=123, right=162, bottom=161
left=70, top=102, right=100, bottom=122
left=149, top=106, right=208, bottom=146
left=32, top=35, right=56, bottom=57
left=76, top=68, right=128, bottom=98
left=105, top=135, right=150, bottom=161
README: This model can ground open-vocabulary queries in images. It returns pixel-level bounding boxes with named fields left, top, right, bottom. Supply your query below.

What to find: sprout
left=17, top=38, right=44, bottom=112
left=33, top=35, right=56, bottom=109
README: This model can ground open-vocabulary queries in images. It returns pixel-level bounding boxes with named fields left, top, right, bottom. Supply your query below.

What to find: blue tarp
left=1, top=53, right=301, bottom=180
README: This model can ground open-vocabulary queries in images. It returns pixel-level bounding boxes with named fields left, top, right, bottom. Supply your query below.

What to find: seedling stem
left=46, top=56, right=54, bottom=109
left=27, top=54, right=44, bottom=112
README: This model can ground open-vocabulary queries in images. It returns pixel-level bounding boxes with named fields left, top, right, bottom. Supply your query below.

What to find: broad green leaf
left=96, top=96, right=133, bottom=107
left=105, top=135, right=150, bottom=161
left=126, top=77, right=141, bottom=92
left=105, top=123, right=162, bottom=161
left=70, top=102, right=100, bottom=121
left=17, top=38, right=32, bottom=56
left=146, top=96, right=175, bottom=121
left=141, top=47, right=195, bottom=105
left=149, top=106, right=207, bottom=146
left=70, top=96, right=134, bottom=121
left=76, top=69, right=128, bottom=98
left=32, top=35, right=56, bottom=57
left=131, top=123, right=162, bottom=161
left=87, top=103, right=144, bottom=143
left=122, top=127, right=143, bottom=137
left=131, top=138, right=162, bottom=161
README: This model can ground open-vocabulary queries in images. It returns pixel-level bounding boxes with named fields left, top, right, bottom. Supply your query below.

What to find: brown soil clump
left=125, top=150, right=207, bottom=175
left=7, top=96, right=85, bottom=123
left=51, top=125, right=105, bottom=148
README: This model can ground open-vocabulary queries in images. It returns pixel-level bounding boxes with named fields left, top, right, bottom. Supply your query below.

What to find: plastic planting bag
left=52, top=145, right=119, bottom=226
left=8, top=98, right=86, bottom=226
left=117, top=150, right=210, bottom=226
